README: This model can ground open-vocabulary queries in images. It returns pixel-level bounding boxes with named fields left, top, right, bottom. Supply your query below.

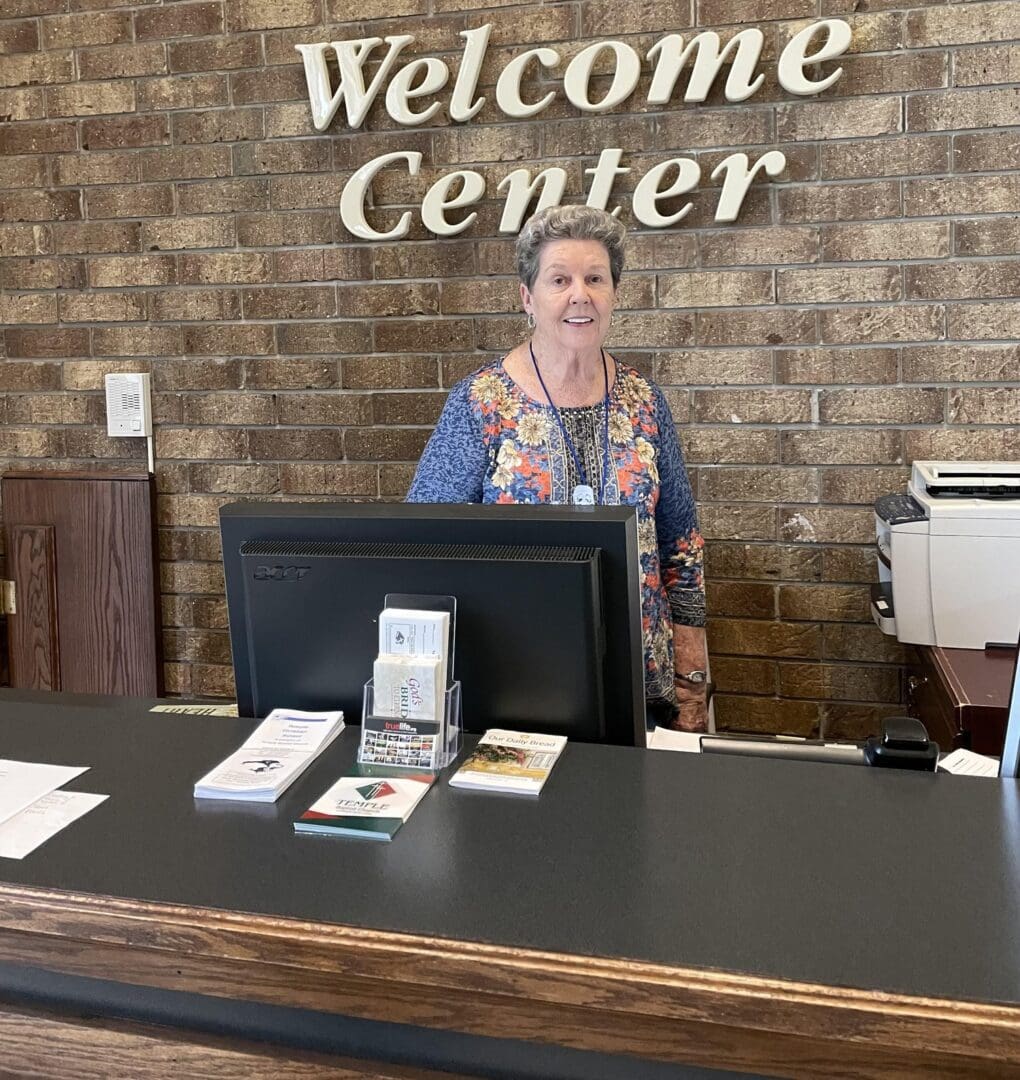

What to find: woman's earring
left=526, top=313, right=536, bottom=330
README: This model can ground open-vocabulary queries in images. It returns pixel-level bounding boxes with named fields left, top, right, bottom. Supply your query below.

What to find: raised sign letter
left=495, top=47, right=560, bottom=119
left=340, top=151, right=422, bottom=240
left=711, top=151, right=786, bottom=222
left=422, top=169, right=486, bottom=236
left=632, top=158, right=701, bottom=227
left=385, top=57, right=450, bottom=125
left=295, top=35, right=414, bottom=131
left=563, top=41, right=641, bottom=113
left=647, top=29, right=765, bottom=104
left=497, top=166, right=568, bottom=232
left=450, top=25, right=491, bottom=122
left=778, top=19, right=851, bottom=95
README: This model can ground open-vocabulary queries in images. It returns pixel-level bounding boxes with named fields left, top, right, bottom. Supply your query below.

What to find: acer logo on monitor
left=253, top=566, right=311, bottom=582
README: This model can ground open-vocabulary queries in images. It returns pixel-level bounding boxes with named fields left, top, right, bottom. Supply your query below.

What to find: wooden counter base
left=1, top=883, right=1018, bottom=1079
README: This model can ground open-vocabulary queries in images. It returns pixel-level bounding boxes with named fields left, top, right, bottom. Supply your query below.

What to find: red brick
left=169, top=35, right=260, bottom=72
left=135, top=2, right=224, bottom=40
left=278, top=393, right=375, bottom=426
left=81, top=114, right=171, bottom=150
left=172, top=108, right=264, bottom=145
left=0, top=50, right=73, bottom=88
left=656, top=350, right=772, bottom=387
left=777, top=348, right=898, bottom=386
left=225, top=0, right=321, bottom=31
left=697, top=311, right=816, bottom=349
left=53, top=222, right=141, bottom=255
left=818, top=388, right=944, bottom=425
left=5, top=328, right=89, bottom=357
left=819, top=304, right=944, bottom=345
left=151, top=288, right=241, bottom=322
left=241, top=287, right=335, bottom=320
left=244, top=358, right=338, bottom=389
left=0, top=224, right=51, bottom=257
left=698, top=504, right=777, bottom=542
left=0, top=87, right=46, bottom=122
left=92, top=326, right=182, bottom=356
left=79, top=42, right=168, bottom=80
left=902, top=345, right=1020, bottom=384
left=178, top=179, right=269, bottom=215
left=277, top=322, right=371, bottom=355
left=953, top=130, right=1020, bottom=174
left=782, top=429, right=903, bottom=465
left=780, top=506, right=874, bottom=544
left=0, top=189, right=81, bottom=223
left=0, top=119, right=75, bottom=154
left=86, top=184, right=174, bottom=220
left=248, top=428, right=344, bottom=460
left=152, top=358, right=243, bottom=391
left=279, top=463, right=378, bottom=497
left=0, top=19, right=40, bottom=53
left=138, top=74, right=229, bottom=111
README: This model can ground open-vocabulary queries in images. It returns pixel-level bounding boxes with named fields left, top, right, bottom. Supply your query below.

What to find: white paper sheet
left=0, top=790, right=108, bottom=859
left=647, top=728, right=703, bottom=753
left=938, top=748, right=1000, bottom=778
left=0, top=760, right=89, bottom=827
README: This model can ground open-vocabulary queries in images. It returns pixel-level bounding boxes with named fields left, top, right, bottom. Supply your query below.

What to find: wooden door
left=2, top=471, right=162, bottom=696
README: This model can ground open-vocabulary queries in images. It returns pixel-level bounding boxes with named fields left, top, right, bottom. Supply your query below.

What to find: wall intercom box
left=105, top=372, right=152, bottom=437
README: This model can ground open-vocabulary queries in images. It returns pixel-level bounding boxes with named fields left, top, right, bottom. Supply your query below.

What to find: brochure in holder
left=359, top=594, right=462, bottom=771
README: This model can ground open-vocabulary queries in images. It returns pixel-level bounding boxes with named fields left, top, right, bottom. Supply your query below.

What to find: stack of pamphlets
left=294, top=764, right=436, bottom=841
left=449, top=730, right=567, bottom=796
left=193, top=708, right=345, bottom=802
left=361, top=607, right=452, bottom=771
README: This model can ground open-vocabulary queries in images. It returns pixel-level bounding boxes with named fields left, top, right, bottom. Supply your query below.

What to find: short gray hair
left=515, top=205, right=626, bottom=291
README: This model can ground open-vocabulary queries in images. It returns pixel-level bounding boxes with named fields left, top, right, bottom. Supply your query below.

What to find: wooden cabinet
left=906, top=644, right=1015, bottom=755
left=1, top=470, right=162, bottom=697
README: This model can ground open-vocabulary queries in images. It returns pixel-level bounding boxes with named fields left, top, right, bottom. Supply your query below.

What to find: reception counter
left=2, top=689, right=1020, bottom=1078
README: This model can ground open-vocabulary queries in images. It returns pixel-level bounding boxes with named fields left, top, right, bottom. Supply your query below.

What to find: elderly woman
left=407, top=205, right=708, bottom=732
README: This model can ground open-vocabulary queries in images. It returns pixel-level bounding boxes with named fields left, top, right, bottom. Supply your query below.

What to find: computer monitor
left=998, top=642, right=1020, bottom=778
left=219, top=502, right=647, bottom=746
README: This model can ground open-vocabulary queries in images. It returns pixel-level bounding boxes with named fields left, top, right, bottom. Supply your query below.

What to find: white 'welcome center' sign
left=295, top=20, right=852, bottom=239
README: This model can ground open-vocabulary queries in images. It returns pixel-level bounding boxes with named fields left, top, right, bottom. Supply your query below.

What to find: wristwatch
left=677, top=669, right=708, bottom=685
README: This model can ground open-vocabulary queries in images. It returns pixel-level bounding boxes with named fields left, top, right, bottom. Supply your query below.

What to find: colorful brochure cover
left=449, top=730, right=567, bottom=796
left=294, top=765, right=436, bottom=841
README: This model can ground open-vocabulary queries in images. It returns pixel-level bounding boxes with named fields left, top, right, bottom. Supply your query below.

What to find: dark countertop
left=3, top=689, right=1020, bottom=1009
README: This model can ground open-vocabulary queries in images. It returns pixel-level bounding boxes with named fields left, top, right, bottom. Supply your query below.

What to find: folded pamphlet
left=449, top=729, right=567, bottom=796
left=193, top=708, right=345, bottom=802
left=294, top=764, right=436, bottom=841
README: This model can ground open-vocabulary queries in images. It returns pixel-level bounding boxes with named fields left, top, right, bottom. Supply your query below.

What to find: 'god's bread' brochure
left=294, top=765, right=436, bottom=841
left=449, top=730, right=567, bottom=796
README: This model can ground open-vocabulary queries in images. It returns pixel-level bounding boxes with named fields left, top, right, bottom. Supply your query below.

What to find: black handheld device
left=863, top=716, right=939, bottom=771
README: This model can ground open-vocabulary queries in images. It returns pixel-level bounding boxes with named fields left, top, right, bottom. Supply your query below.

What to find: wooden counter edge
left=0, top=881, right=1018, bottom=1071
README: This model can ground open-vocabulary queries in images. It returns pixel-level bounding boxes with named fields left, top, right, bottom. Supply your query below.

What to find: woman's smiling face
left=520, top=238, right=617, bottom=355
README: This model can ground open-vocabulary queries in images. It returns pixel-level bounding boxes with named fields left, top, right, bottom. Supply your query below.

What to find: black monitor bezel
left=219, top=501, right=647, bottom=747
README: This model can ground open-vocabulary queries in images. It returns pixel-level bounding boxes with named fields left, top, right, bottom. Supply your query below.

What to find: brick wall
left=1, top=0, right=1017, bottom=733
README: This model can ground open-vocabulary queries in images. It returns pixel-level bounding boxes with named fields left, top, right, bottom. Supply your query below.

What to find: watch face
left=681, top=670, right=707, bottom=684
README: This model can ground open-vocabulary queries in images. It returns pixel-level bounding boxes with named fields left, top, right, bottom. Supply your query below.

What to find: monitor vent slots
left=240, top=540, right=597, bottom=562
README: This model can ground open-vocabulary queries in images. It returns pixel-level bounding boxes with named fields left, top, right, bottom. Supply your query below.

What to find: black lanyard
left=529, top=342, right=612, bottom=505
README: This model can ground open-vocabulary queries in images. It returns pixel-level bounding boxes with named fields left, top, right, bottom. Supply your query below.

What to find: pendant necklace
left=529, top=340, right=612, bottom=506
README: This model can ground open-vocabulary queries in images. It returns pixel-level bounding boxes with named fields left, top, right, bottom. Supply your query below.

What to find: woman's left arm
left=652, top=386, right=709, bottom=731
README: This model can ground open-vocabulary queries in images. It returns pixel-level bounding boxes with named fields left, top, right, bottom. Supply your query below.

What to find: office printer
left=872, top=461, right=1020, bottom=649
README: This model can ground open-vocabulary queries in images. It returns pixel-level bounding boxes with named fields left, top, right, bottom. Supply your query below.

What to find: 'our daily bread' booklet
left=449, top=730, right=567, bottom=796
left=193, top=708, right=345, bottom=802
left=294, top=765, right=435, bottom=841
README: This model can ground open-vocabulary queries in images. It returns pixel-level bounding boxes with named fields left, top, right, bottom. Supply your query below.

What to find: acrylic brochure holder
left=359, top=593, right=462, bottom=771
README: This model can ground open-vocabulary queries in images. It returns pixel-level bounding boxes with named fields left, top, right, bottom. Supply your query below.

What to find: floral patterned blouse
left=406, top=358, right=705, bottom=704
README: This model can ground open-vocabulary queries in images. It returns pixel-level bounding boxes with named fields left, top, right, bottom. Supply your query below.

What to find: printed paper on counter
left=0, top=790, right=108, bottom=860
